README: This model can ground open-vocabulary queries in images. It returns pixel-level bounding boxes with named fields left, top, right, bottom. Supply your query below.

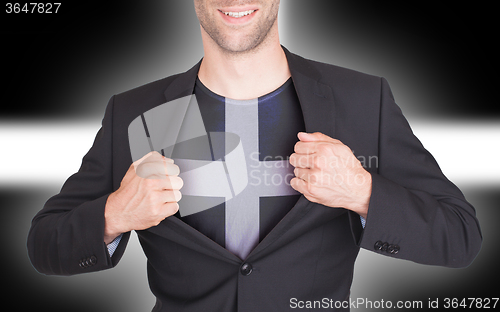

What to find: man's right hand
left=104, top=151, right=183, bottom=244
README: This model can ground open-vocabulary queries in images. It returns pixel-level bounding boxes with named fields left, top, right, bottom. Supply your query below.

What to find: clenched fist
left=289, top=132, right=371, bottom=219
left=104, top=151, right=183, bottom=244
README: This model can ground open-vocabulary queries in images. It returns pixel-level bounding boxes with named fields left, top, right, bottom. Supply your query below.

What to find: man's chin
left=214, top=33, right=269, bottom=55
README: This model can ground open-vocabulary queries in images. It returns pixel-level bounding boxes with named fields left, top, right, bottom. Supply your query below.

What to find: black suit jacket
left=27, top=47, right=482, bottom=311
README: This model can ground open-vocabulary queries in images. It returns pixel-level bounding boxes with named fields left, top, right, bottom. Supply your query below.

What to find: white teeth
left=223, top=10, right=255, bottom=18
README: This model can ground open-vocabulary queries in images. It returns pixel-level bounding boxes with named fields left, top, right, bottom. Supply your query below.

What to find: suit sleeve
left=27, top=96, right=130, bottom=276
left=354, top=77, right=482, bottom=268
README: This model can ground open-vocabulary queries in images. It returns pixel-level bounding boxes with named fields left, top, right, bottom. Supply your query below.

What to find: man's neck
left=197, top=25, right=291, bottom=100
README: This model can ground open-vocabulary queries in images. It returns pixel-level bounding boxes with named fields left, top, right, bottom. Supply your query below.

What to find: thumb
left=297, top=132, right=338, bottom=143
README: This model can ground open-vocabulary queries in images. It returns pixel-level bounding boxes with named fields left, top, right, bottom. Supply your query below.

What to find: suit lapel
left=163, top=60, right=202, bottom=103
left=283, top=47, right=336, bottom=137
left=155, top=47, right=338, bottom=262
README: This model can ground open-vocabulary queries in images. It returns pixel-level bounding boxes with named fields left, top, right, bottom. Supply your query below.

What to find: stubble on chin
left=195, top=1, right=280, bottom=55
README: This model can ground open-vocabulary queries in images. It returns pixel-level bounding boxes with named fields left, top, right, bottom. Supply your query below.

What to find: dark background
left=2, top=1, right=498, bottom=311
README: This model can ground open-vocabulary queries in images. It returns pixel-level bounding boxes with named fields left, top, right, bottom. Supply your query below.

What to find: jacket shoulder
left=114, top=74, right=181, bottom=105
left=108, top=72, right=188, bottom=128
left=315, top=59, right=386, bottom=107
left=287, top=50, right=382, bottom=90
left=313, top=58, right=381, bottom=87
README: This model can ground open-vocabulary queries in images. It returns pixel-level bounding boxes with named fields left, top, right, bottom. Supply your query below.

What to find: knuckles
left=134, top=161, right=180, bottom=179
left=169, top=176, right=184, bottom=190
left=293, top=142, right=301, bottom=153
left=166, top=202, right=180, bottom=215
left=172, top=190, right=182, bottom=202
left=289, top=153, right=297, bottom=167
left=311, top=155, right=326, bottom=169
left=316, top=143, right=332, bottom=155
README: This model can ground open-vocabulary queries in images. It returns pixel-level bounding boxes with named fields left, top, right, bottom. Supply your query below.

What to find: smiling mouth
left=220, top=9, right=256, bottom=18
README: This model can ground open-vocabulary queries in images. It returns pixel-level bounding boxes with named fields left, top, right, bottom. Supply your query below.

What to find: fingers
left=290, top=153, right=313, bottom=169
left=136, top=162, right=179, bottom=179
left=139, top=175, right=183, bottom=193
left=290, top=177, right=313, bottom=199
left=289, top=153, right=301, bottom=168
left=294, top=132, right=343, bottom=155
left=297, top=132, right=341, bottom=144
left=148, top=201, right=180, bottom=228
left=294, top=141, right=340, bottom=155
left=130, top=151, right=184, bottom=194
left=158, top=176, right=184, bottom=191
left=141, top=151, right=175, bottom=165
left=162, top=202, right=180, bottom=216
left=162, top=162, right=180, bottom=176
left=133, top=151, right=173, bottom=166
left=293, top=141, right=316, bottom=155
left=134, top=153, right=180, bottom=179
left=293, top=167, right=314, bottom=183
left=289, top=153, right=329, bottom=169
left=293, top=167, right=334, bottom=187
left=156, top=189, right=182, bottom=203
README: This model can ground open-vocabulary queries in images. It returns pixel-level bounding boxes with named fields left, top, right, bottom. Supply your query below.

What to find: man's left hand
left=289, top=132, right=371, bottom=219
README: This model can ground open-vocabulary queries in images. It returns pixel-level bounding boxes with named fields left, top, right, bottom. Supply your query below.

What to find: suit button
left=381, top=242, right=389, bottom=252
left=388, top=245, right=395, bottom=254
left=240, top=263, right=253, bottom=276
left=374, top=241, right=384, bottom=250
left=79, top=259, right=87, bottom=268
left=388, top=244, right=400, bottom=254
left=89, top=256, right=97, bottom=265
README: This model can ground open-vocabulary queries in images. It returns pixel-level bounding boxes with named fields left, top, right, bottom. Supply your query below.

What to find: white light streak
left=0, top=120, right=499, bottom=187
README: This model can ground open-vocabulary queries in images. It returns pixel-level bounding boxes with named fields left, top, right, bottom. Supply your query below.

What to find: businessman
left=28, top=1, right=482, bottom=311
